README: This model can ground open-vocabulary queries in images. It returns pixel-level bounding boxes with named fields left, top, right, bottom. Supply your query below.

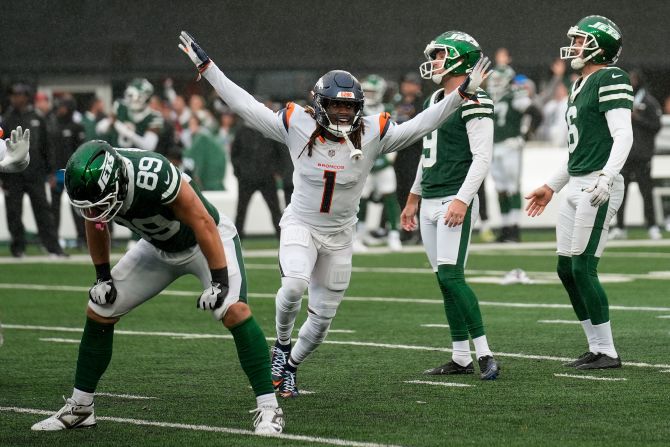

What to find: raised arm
left=178, top=31, right=286, bottom=143
left=381, top=57, right=490, bottom=153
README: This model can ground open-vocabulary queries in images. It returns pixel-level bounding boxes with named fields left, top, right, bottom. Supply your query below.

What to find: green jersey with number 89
left=566, top=67, right=633, bottom=175
left=114, top=149, right=219, bottom=252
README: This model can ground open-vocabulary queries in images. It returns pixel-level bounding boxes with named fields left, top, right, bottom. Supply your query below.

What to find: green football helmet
left=65, top=140, right=128, bottom=223
left=420, top=30, right=482, bottom=84
left=560, top=15, right=622, bottom=70
left=361, top=74, right=388, bottom=108
left=124, top=78, right=154, bottom=112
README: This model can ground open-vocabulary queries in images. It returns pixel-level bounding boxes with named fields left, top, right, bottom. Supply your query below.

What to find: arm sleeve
left=409, top=160, right=423, bottom=196
left=380, top=89, right=463, bottom=154
left=202, top=63, right=286, bottom=144
left=601, top=108, right=633, bottom=179
left=546, top=153, right=570, bottom=192
left=455, top=118, right=493, bottom=204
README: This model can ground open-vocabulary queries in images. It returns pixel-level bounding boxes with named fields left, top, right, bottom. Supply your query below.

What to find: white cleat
left=31, top=398, right=96, bottom=431
left=648, top=225, right=663, bottom=240
left=608, top=228, right=627, bottom=241
left=501, top=268, right=533, bottom=285
left=251, top=406, right=284, bottom=435
left=387, top=230, right=402, bottom=252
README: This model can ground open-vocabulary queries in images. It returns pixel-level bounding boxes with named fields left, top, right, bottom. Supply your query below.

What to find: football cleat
left=563, top=351, right=599, bottom=367
left=423, top=360, right=474, bottom=375
left=270, top=341, right=291, bottom=390
left=250, top=406, right=284, bottom=435
left=575, top=353, right=622, bottom=370
left=278, top=368, right=299, bottom=399
left=31, top=397, right=96, bottom=431
left=387, top=230, right=402, bottom=252
left=478, top=355, right=500, bottom=380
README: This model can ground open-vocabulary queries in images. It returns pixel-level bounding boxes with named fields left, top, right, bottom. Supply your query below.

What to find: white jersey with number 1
left=203, top=63, right=465, bottom=234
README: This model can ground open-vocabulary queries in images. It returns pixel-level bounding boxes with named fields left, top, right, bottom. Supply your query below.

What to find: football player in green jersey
left=31, top=141, right=284, bottom=434
left=526, top=15, right=633, bottom=370
left=402, top=31, right=500, bottom=379
left=487, top=53, right=532, bottom=242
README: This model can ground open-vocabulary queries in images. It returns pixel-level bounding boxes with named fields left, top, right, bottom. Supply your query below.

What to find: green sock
left=438, top=265, right=485, bottom=339
left=74, top=317, right=115, bottom=393
left=510, top=192, right=522, bottom=210
left=230, top=316, right=274, bottom=396
left=572, top=254, right=609, bottom=324
left=498, top=193, right=511, bottom=214
left=383, top=194, right=400, bottom=231
left=357, top=198, right=368, bottom=222
left=435, top=272, right=468, bottom=341
left=557, top=255, right=589, bottom=320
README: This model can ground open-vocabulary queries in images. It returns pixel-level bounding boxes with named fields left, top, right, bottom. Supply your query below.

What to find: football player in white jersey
left=179, top=31, right=490, bottom=397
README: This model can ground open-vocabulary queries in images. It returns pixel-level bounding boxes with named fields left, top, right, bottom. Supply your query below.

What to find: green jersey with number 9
left=420, top=88, right=494, bottom=198
left=566, top=67, right=633, bottom=175
left=114, top=149, right=220, bottom=252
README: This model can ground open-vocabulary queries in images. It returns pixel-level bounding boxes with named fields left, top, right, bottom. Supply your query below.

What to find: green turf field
left=1, top=239, right=669, bottom=446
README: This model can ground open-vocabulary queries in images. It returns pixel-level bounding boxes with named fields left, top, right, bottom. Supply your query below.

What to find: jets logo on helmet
left=361, top=74, right=388, bottom=114
left=560, top=15, right=622, bottom=70
left=65, top=140, right=129, bottom=223
left=420, top=30, right=482, bottom=85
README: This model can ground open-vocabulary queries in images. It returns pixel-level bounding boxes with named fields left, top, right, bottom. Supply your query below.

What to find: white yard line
left=657, top=315, right=670, bottom=319
left=404, top=380, right=473, bottom=388
left=6, top=324, right=670, bottom=370
left=538, top=320, right=580, bottom=325
left=0, top=406, right=406, bottom=447
left=2, top=283, right=670, bottom=312
left=95, top=392, right=158, bottom=400
left=554, top=373, right=627, bottom=382
left=39, top=337, right=80, bottom=343
left=420, top=324, right=450, bottom=328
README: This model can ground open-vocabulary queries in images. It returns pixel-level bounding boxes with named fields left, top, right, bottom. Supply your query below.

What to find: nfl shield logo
left=328, top=149, right=336, bottom=158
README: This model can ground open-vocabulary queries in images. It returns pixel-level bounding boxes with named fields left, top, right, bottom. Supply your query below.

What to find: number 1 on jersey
left=320, top=170, right=336, bottom=213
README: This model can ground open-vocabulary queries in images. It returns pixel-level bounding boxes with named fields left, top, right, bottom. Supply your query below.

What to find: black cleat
left=423, top=360, right=474, bottom=375
left=575, top=353, right=622, bottom=370
left=270, top=341, right=291, bottom=390
left=478, top=355, right=500, bottom=380
left=563, top=351, right=599, bottom=368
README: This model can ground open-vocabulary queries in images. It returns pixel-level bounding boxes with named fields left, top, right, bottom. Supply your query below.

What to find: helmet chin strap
left=431, top=59, right=463, bottom=85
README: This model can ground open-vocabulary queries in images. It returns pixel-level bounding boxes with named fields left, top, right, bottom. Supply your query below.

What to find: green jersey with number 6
left=566, top=67, right=633, bottom=175
left=420, top=88, right=494, bottom=198
left=114, top=149, right=219, bottom=252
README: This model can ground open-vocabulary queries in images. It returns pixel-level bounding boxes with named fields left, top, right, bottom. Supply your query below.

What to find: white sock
left=256, top=393, right=278, bottom=409
left=71, top=388, right=94, bottom=406
left=473, top=335, right=493, bottom=359
left=500, top=212, right=510, bottom=227
left=580, top=319, right=598, bottom=353
left=451, top=340, right=472, bottom=366
left=593, top=321, right=618, bottom=358
left=509, top=209, right=521, bottom=225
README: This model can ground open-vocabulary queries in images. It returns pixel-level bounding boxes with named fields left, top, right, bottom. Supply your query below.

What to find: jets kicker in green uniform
left=526, top=15, right=633, bottom=370
left=402, top=31, right=500, bottom=380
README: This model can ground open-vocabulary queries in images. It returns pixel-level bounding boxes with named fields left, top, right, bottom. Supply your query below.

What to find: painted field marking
left=554, top=373, right=627, bottom=382
left=404, top=380, right=473, bottom=388
left=0, top=406, right=406, bottom=447
left=420, top=324, right=450, bottom=328
left=538, top=320, right=580, bottom=325
left=657, top=315, right=670, bottom=319
left=7, top=324, right=670, bottom=370
left=96, top=392, right=158, bottom=400
left=3, top=283, right=670, bottom=312
left=39, top=337, right=80, bottom=343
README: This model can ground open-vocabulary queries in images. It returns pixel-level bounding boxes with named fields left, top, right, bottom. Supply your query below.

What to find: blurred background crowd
left=1, top=0, right=669, bottom=255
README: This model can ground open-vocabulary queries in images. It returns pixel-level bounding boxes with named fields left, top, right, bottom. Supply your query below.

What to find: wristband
left=210, top=267, right=229, bottom=287
left=94, top=262, right=112, bottom=281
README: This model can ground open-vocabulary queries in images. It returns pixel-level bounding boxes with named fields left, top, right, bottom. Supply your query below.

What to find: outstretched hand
left=525, top=185, right=554, bottom=217
left=458, top=56, right=491, bottom=100
left=178, top=31, right=211, bottom=73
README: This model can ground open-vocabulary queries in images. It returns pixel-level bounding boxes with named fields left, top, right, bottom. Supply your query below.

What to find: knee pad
left=297, top=311, right=333, bottom=345
left=326, top=260, right=351, bottom=291
left=280, top=276, right=308, bottom=301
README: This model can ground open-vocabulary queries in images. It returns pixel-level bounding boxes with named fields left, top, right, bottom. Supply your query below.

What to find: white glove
left=197, top=282, right=229, bottom=311
left=89, top=279, right=117, bottom=305
left=583, top=173, right=613, bottom=207
left=458, top=56, right=491, bottom=100
left=0, top=126, right=30, bottom=173
left=178, top=31, right=211, bottom=73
